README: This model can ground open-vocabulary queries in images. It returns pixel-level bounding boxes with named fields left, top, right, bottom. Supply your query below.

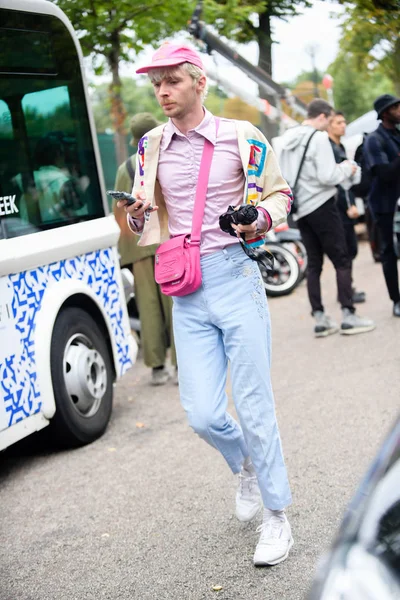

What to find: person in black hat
left=364, top=94, right=400, bottom=317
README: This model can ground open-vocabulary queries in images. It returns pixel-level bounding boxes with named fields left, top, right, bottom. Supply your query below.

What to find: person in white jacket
left=277, top=99, right=375, bottom=337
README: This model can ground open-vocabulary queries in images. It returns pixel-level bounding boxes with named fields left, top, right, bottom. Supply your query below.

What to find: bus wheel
left=50, top=306, right=113, bottom=447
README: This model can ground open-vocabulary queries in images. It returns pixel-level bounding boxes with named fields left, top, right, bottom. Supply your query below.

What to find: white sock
left=242, top=456, right=256, bottom=475
left=263, top=507, right=286, bottom=521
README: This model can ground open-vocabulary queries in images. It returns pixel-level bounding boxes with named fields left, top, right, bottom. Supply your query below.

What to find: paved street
left=1, top=240, right=399, bottom=600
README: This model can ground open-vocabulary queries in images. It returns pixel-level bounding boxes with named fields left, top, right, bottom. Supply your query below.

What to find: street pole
left=305, top=44, right=320, bottom=98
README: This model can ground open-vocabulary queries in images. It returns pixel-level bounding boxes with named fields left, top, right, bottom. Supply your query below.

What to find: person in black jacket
left=364, top=95, right=400, bottom=317
left=328, top=111, right=366, bottom=303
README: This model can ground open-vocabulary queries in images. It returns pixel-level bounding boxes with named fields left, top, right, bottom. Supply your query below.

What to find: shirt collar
left=162, top=108, right=217, bottom=149
left=378, top=122, right=400, bottom=139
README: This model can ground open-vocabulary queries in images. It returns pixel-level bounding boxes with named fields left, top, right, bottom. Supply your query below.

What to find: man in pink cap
left=118, top=42, right=294, bottom=567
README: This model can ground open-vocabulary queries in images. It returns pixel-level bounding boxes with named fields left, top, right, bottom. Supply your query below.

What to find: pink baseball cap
left=136, top=43, right=204, bottom=74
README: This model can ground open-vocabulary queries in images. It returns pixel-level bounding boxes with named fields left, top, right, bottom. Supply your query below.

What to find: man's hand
left=232, top=221, right=258, bottom=241
left=349, top=161, right=357, bottom=176
left=347, top=205, right=359, bottom=219
left=117, top=190, right=158, bottom=219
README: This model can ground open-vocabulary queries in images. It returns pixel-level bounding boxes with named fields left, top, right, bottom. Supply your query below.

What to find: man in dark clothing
left=364, top=94, right=400, bottom=317
left=328, top=111, right=366, bottom=303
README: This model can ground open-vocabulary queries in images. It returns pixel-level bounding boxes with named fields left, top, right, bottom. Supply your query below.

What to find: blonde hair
left=148, top=62, right=208, bottom=101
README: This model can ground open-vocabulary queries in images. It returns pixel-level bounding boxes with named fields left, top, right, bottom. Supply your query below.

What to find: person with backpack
left=363, top=94, right=400, bottom=317
left=278, top=99, right=375, bottom=337
left=113, top=112, right=177, bottom=385
left=328, top=111, right=366, bottom=303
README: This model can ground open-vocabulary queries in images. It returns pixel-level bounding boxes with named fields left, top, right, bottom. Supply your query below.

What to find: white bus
left=0, top=0, right=137, bottom=450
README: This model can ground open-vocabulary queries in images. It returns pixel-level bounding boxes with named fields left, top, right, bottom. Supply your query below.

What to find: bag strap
left=190, top=118, right=220, bottom=244
left=125, top=156, right=136, bottom=184
left=293, top=129, right=318, bottom=192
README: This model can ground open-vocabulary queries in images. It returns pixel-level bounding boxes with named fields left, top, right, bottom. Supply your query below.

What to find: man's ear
left=197, top=75, right=207, bottom=94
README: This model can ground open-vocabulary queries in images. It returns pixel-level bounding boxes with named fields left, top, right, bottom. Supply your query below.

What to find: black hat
left=374, top=94, right=400, bottom=119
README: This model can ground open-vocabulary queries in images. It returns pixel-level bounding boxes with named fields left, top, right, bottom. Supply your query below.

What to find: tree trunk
left=257, top=9, right=279, bottom=140
left=257, top=10, right=273, bottom=77
left=392, top=36, right=400, bottom=96
left=108, top=31, right=128, bottom=168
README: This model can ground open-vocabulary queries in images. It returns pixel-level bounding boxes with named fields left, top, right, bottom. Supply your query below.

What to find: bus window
left=0, top=17, right=105, bottom=238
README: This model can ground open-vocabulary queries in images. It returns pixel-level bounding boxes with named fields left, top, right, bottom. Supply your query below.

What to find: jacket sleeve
left=126, top=151, right=145, bottom=236
left=257, top=140, right=293, bottom=229
left=340, top=164, right=361, bottom=191
left=314, top=132, right=354, bottom=186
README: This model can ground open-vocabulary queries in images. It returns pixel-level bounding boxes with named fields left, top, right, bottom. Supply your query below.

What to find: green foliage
left=328, top=51, right=395, bottom=122
left=338, top=0, right=400, bottom=95
left=90, top=79, right=162, bottom=132
left=90, top=79, right=229, bottom=132
left=204, top=0, right=311, bottom=43
left=293, top=70, right=323, bottom=86
left=204, top=86, right=229, bottom=116
left=24, top=104, right=74, bottom=138
left=52, top=0, right=196, bottom=68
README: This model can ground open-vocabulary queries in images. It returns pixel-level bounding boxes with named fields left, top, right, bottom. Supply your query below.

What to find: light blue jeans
left=173, top=244, right=292, bottom=511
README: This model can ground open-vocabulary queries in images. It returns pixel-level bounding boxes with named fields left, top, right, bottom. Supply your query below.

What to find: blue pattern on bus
left=0, top=248, right=132, bottom=428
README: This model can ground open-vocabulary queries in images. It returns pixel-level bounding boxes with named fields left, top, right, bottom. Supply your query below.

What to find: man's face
left=328, top=114, right=347, bottom=139
left=385, top=102, right=400, bottom=125
left=151, top=66, right=205, bottom=120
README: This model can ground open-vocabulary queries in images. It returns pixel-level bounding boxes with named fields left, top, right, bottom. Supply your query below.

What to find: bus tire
left=50, top=306, right=113, bottom=447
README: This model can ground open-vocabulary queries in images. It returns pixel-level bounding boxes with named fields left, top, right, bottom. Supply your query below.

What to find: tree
left=338, top=0, right=400, bottom=95
left=328, top=51, right=395, bottom=122
left=290, top=81, right=327, bottom=106
left=90, top=79, right=228, bottom=133
left=52, top=0, right=195, bottom=164
left=204, top=0, right=312, bottom=78
left=222, top=97, right=260, bottom=124
left=203, top=1, right=312, bottom=138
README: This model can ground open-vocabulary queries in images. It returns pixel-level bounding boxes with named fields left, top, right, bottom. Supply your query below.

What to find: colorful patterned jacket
left=129, top=118, right=293, bottom=246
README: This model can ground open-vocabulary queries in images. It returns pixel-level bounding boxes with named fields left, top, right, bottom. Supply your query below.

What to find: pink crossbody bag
left=154, top=119, right=219, bottom=297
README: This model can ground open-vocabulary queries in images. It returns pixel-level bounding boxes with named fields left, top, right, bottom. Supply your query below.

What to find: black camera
left=219, top=204, right=259, bottom=237
left=219, top=204, right=274, bottom=271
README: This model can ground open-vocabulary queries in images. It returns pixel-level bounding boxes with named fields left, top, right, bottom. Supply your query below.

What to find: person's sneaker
left=253, top=512, right=294, bottom=566
left=393, top=301, right=400, bottom=317
left=151, top=366, right=169, bottom=386
left=340, top=308, right=375, bottom=335
left=313, top=310, right=339, bottom=338
left=235, top=466, right=262, bottom=522
left=352, top=290, right=366, bottom=303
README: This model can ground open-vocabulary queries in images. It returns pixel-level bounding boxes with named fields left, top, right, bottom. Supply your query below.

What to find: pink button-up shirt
left=131, top=110, right=270, bottom=255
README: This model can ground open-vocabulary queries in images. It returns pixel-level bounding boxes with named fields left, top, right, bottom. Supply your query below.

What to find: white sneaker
left=313, top=310, right=338, bottom=338
left=235, top=468, right=262, bottom=522
left=253, top=513, right=294, bottom=566
left=340, top=308, right=375, bottom=335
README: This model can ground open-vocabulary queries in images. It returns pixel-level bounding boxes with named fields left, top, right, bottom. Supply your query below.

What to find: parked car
left=308, top=416, right=400, bottom=599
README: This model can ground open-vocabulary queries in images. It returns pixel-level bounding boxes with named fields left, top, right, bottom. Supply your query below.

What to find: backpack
left=352, top=131, right=385, bottom=199
left=125, top=156, right=135, bottom=184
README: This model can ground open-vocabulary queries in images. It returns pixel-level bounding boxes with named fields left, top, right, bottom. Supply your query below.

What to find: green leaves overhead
left=52, top=0, right=196, bottom=60
left=337, top=0, right=400, bottom=94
